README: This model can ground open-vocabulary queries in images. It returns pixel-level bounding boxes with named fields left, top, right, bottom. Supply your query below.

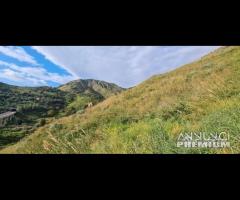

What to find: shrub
left=39, top=118, right=46, bottom=126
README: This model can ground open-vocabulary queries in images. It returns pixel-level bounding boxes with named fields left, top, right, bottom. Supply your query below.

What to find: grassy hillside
left=1, top=46, right=240, bottom=154
left=0, top=79, right=123, bottom=148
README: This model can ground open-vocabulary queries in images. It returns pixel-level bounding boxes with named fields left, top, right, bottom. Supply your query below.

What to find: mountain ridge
left=58, top=78, right=125, bottom=98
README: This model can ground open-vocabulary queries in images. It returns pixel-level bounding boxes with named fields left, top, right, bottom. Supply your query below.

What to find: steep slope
left=2, top=46, right=240, bottom=154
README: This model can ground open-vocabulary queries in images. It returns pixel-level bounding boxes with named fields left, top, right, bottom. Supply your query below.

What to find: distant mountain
left=3, top=46, right=240, bottom=154
left=59, top=79, right=125, bottom=98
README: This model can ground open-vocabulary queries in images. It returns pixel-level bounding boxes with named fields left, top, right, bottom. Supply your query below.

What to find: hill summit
left=59, top=79, right=124, bottom=98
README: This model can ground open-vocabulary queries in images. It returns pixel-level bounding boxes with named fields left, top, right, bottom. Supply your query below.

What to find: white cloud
left=0, top=46, right=37, bottom=65
left=32, top=46, right=79, bottom=78
left=0, top=68, right=48, bottom=86
left=0, top=60, right=75, bottom=86
left=31, top=46, right=220, bottom=88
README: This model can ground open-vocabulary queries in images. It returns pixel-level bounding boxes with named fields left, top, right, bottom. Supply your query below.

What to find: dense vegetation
left=0, top=80, right=123, bottom=148
left=1, top=46, right=240, bottom=154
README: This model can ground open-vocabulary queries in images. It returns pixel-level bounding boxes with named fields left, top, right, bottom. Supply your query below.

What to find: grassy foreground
left=1, top=46, right=240, bottom=154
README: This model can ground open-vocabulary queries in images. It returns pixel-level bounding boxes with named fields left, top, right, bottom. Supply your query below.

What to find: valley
left=0, top=80, right=124, bottom=148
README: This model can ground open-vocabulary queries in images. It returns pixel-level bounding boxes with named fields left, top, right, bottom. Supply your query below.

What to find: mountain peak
left=59, top=78, right=124, bottom=98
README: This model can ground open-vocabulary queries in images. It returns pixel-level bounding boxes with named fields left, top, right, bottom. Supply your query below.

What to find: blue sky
left=0, top=46, right=219, bottom=88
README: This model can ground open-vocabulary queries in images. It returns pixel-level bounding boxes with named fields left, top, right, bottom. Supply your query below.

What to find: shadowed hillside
left=1, top=46, right=240, bottom=154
